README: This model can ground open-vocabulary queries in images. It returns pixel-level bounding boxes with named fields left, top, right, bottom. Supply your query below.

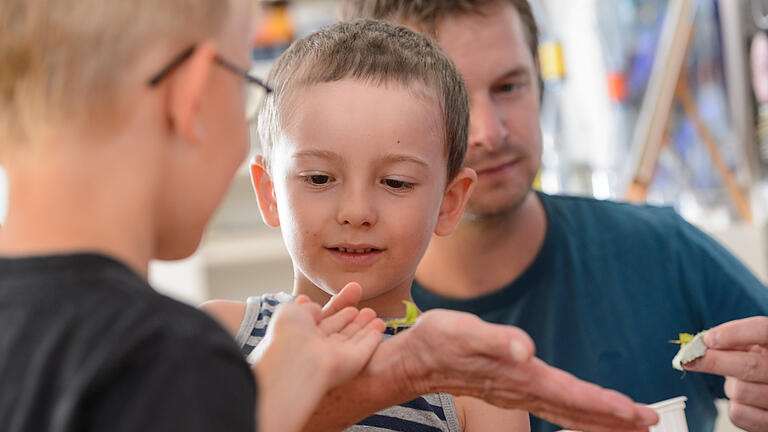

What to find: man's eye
left=497, top=82, right=521, bottom=93
left=305, top=175, right=333, bottom=185
left=382, top=179, right=414, bottom=190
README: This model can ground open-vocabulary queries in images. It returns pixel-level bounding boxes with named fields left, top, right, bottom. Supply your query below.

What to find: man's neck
left=415, top=191, right=547, bottom=299
left=0, top=144, right=158, bottom=278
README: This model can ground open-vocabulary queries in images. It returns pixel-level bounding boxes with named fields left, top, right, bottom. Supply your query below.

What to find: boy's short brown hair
left=258, top=19, right=469, bottom=182
left=338, top=0, right=539, bottom=64
left=0, top=0, right=229, bottom=149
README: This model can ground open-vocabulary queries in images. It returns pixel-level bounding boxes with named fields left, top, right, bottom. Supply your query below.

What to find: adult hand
left=389, top=309, right=658, bottom=432
left=684, top=316, right=768, bottom=432
left=255, top=296, right=384, bottom=432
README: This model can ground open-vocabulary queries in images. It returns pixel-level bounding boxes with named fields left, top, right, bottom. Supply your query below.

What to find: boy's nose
left=336, top=187, right=377, bottom=228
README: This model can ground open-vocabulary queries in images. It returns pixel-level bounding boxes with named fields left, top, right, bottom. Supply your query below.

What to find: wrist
left=367, top=331, right=432, bottom=398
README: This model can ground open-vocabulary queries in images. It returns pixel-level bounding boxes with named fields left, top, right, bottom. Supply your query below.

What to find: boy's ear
left=434, top=167, right=477, bottom=236
left=250, top=156, right=281, bottom=227
left=167, top=42, right=218, bottom=145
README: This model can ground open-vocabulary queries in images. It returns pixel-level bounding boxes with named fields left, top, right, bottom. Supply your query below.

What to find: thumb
left=322, top=281, right=363, bottom=318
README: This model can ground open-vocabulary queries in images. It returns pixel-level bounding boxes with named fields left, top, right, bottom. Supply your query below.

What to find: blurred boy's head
left=252, top=20, right=475, bottom=309
left=0, top=0, right=257, bottom=262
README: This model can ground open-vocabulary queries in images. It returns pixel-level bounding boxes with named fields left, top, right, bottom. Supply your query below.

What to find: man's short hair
left=338, top=0, right=539, bottom=64
left=0, top=0, right=230, bottom=148
left=258, top=19, right=469, bottom=182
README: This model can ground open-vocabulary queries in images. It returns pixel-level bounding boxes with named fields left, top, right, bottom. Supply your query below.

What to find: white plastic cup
left=557, top=395, right=689, bottom=432
left=648, top=396, right=689, bottom=432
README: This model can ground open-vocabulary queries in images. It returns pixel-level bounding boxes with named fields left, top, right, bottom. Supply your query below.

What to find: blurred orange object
left=606, top=72, right=627, bottom=102
left=253, top=3, right=294, bottom=47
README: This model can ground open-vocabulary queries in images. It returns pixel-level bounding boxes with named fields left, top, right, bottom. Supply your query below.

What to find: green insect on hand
left=383, top=300, right=420, bottom=333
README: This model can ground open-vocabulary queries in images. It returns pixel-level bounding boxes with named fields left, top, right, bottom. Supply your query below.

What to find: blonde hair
left=258, top=19, right=469, bottom=181
left=0, top=0, right=229, bottom=150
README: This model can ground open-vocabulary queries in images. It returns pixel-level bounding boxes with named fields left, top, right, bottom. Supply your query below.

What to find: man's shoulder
left=540, top=192, right=684, bottom=236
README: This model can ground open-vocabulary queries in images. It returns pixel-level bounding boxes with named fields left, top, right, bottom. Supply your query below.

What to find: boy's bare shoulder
left=199, top=300, right=247, bottom=336
left=454, top=395, right=530, bottom=431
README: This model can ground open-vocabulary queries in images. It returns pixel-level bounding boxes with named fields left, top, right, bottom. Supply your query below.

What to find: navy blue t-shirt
left=412, top=193, right=768, bottom=432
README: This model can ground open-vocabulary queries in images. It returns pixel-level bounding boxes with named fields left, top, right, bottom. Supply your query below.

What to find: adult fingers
left=705, top=316, right=768, bottom=350
left=725, top=377, right=768, bottom=410
left=729, top=400, right=768, bottom=432
left=534, top=407, right=651, bottom=432
left=427, top=310, right=535, bottom=363
left=318, top=307, right=359, bottom=335
left=322, top=282, right=363, bottom=318
left=473, top=323, right=535, bottom=363
left=525, top=358, right=658, bottom=427
left=685, top=349, right=768, bottom=383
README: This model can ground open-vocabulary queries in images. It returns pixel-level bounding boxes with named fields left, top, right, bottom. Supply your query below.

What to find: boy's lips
left=325, top=244, right=384, bottom=267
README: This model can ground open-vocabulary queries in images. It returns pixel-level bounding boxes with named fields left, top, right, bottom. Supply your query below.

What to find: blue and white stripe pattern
left=234, top=293, right=461, bottom=432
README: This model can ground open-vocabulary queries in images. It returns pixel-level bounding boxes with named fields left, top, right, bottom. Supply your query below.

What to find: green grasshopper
left=669, top=332, right=697, bottom=378
left=669, top=333, right=694, bottom=346
left=383, top=300, right=420, bottom=333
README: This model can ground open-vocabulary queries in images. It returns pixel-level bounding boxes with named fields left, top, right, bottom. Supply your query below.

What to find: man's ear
left=434, top=167, right=477, bottom=236
left=250, top=156, right=280, bottom=227
left=168, top=42, right=218, bottom=145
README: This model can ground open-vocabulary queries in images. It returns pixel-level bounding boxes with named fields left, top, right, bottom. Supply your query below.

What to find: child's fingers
left=339, top=308, right=378, bottom=338
left=352, top=326, right=385, bottom=357
left=322, top=282, right=363, bottom=318
left=318, top=306, right=359, bottom=335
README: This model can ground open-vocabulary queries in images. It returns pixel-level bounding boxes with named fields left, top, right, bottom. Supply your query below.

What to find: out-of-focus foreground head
left=0, top=0, right=229, bottom=156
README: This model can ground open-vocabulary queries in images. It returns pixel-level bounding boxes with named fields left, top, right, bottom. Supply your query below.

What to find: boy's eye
left=382, top=179, right=414, bottom=190
left=304, top=175, right=334, bottom=185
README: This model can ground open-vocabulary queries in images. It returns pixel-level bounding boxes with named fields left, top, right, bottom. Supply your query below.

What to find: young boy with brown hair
left=0, top=1, right=385, bottom=431
left=204, top=19, right=530, bottom=431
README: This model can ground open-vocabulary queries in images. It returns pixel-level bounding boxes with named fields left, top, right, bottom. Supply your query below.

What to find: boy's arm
left=199, top=300, right=247, bottom=336
left=454, top=396, right=529, bottom=432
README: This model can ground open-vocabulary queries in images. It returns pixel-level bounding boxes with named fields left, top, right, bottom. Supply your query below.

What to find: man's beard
left=462, top=184, right=533, bottom=225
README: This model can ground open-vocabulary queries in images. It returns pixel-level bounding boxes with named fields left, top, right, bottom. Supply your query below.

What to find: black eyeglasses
left=148, top=44, right=273, bottom=120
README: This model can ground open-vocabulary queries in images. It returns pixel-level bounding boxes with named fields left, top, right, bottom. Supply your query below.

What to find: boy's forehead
left=279, top=79, right=446, bottom=161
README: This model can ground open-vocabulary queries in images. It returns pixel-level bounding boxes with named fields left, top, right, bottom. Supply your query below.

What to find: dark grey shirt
left=0, top=253, right=256, bottom=432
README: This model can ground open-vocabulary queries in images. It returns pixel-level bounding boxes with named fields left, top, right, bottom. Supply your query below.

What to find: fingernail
left=509, top=340, right=530, bottom=363
left=704, top=331, right=718, bottom=348
left=682, top=358, right=700, bottom=369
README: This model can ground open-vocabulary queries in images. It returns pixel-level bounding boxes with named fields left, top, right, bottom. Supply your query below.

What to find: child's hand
left=254, top=297, right=385, bottom=432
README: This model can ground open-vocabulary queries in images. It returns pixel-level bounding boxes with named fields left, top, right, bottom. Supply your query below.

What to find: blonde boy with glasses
left=0, top=1, right=386, bottom=431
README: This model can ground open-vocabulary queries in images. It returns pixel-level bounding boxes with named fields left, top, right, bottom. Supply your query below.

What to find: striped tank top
left=235, top=292, right=461, bottom=432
